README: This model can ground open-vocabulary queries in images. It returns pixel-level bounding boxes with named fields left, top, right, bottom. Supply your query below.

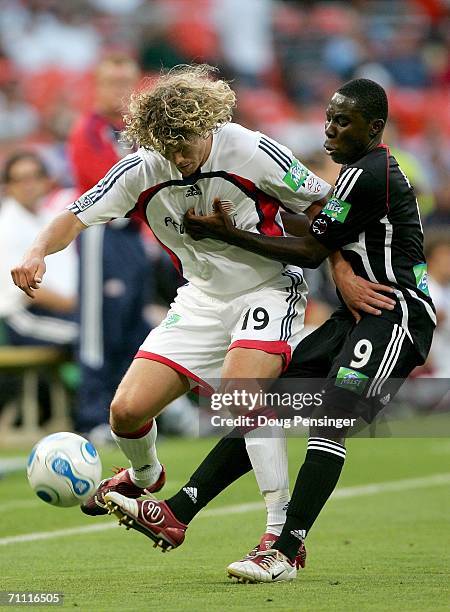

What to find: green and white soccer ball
left=27, top=432, right=102, bottom=507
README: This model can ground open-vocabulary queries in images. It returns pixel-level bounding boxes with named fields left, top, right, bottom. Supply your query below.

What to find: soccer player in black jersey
left=104, top=79, right=436, bottom=583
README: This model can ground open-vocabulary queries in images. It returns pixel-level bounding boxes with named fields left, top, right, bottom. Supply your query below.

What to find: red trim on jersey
left=152, top=231, right=183, bottom=274
left=228, top=174, right=284, bottom=236
left=134, top=350, right=215, bottom=396
left=128, top=170, right=287, bottom=275
left=377, top=143, right=390, bottom=212
left=227, top=339, right=292, bottom=371
left=131, top=183, right=183, bottom=275
left=112, top=419, right=154, bottom=439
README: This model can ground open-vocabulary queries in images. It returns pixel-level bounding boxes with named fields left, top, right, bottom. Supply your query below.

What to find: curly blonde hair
left=123, top=64, right=236, bottom=154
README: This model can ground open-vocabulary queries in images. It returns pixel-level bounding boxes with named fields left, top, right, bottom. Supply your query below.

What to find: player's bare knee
left=110, top=395, right=143, bottom=433
left=309, top=404, right=349, bottom=444
left=218, top=380, right=252, bottom=417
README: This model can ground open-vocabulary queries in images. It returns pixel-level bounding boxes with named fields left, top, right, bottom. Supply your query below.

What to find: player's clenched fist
left=184, top=198, right=235, bottom=241
left=11, top=253, right=46, bottom=299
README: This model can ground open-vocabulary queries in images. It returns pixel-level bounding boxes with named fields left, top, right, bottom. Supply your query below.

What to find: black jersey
left=309, top=144, right=435, bottom=361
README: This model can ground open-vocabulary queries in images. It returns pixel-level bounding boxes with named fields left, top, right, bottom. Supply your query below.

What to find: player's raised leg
left=111, top=347, right=294, bottom=553
left=81, top=358, right=189, bottom=515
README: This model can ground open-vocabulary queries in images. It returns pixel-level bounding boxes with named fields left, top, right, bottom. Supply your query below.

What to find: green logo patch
left=323, top=197, right=351, bottom=222
left=283, top=159, right=309, bottom=191
left=162, top=313, right=181, bottom=328
left=413, top=263, right=430, bottom=296
left=335, top=367, right=369, bottom=395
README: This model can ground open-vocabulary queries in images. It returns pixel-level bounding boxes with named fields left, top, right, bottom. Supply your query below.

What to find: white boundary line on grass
left=0, top=481, right=185, bottom=513
left=0, top=472, right=449, bottom=546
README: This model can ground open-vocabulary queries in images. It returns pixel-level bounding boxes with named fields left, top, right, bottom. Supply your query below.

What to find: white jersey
left=68, top=122, right=330, bottom=297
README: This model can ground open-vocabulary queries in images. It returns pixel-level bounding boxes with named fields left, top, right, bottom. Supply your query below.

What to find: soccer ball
left=27, top=432, right=102, bottom=507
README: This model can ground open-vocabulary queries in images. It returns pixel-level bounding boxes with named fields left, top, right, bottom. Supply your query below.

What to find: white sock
left=111, top=420, right=162, bottom=488
left=244, top=425, right=290, bottom=536
left=264, top=489, right=290, bottom=536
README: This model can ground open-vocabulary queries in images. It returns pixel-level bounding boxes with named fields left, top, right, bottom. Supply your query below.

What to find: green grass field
left=0, top=437, right=449, bottom=611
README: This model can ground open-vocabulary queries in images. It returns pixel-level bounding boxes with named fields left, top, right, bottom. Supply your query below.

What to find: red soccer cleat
left=80, top=466, right=166, bottom=516
left=104, top=492, right=187, bottom=551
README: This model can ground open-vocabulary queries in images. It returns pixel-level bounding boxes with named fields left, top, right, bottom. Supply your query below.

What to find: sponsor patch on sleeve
left=413, top=263, right=430, bottom=296
left=74, top=195, right=95, bottom=212
left=283, top=159, right=309, bottom=191
left=322, top=197, right=351, bottom=222
left=162, top=313, right=181, bottom=328
left=335, top=366, right=369, bottom=395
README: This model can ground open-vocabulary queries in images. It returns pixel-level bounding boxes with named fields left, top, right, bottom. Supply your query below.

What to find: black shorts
left=282, top=308, right=422, bottom=422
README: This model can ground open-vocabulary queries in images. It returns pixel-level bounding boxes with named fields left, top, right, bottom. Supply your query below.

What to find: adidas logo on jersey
left=185, top=184, right=202, bottom=197
left=290, top=529, right=306, bottom=541
left=183, top=486, right=198, bottom=503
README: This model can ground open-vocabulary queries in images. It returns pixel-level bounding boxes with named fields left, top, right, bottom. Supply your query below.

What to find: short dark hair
left=1, top=151, right=48, bottom=184
left=336, top=78, right=388, bottom=123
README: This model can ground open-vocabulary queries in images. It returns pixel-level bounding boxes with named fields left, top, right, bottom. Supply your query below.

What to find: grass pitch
left=0, top=437, right=449, bottom=611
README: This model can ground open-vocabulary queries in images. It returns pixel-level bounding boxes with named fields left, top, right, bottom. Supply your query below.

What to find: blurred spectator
left=384, top=121, right=436, bottom=216
left=213, top=0, right=275, bottom=86
left=0, top=64, right=39, bottom=143
left=0, top=1, right=100, bottom=73
left=383, top=28, right=430, bottom=88
left=0, top=150, right=78, bottom=420
left=68, top=53, right=153, bottom=439
left=139, top=23, right=189, bottom=73
left=69, top=53, right=139, bottom=188
left=0, top=151, right=78, bottom=346
left=424, top=231, right=450, bottom=377
left=424, top=177, right=450, bottom=227
left=88, top=0, right=145, bottom=14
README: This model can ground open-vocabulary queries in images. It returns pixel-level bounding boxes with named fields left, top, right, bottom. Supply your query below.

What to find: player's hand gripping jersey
left=68, top=123, right=330, bottom=296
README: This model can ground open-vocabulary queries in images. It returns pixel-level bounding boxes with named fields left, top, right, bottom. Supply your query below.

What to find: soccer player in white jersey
left=12, top=65, right=375, bottom=551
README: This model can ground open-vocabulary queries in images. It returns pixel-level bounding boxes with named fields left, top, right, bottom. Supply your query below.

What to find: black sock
left=273, top=437, right=346, bottom=561
left=166, top=433, right=252, bottom=524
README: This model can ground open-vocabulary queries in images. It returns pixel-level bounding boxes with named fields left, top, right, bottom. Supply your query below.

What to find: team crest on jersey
left=162, top=313, right=181, bottom=328
left=311, top=217, right=328, bottom=235
left=323, top=197, right=351, bottom=222
left=335, top=367, right=368, bottom=395
left=305, top=175, right=322, bottom=194
left=283, top=159, right=309, bottom=191
left=413, top=263, right=430, bottom=296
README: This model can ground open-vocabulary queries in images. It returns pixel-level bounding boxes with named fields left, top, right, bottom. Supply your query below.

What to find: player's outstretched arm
left=280, top=211, right=311, bottom=237
left=184, top=199, right=330, bottom=268
left=281, top=211, right=397, bottom=320
left=11, top=210, right=86, bottom=299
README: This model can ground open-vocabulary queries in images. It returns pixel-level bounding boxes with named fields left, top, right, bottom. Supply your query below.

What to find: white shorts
left=136, top=274, right=307, bottom=393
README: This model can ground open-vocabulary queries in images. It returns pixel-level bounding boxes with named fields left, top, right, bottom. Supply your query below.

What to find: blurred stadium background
left=0, top=0, right=449, bottom=443
left=0, top=2, right=449, bottom=609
